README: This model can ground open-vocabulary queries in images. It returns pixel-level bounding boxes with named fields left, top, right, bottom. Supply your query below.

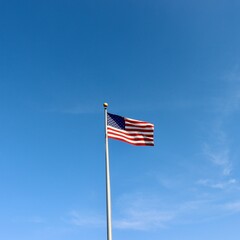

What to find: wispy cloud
left=203, top=143, right=232, bottom=176
left=221, top=66, right=240, bottom=114
left=11, top=216, right=45, bottom=224
left=197, top=178, right=238, bottom=190
left=67, top=190, right=240, bottom=231
left=67, top=193, right=176, bottom=231
left=209, top=66, right=240, bottom=115
left=201, top=67, right=240, bottom=178
left=68, top=211, right=104, bottom=228
left=112, top=192, right=238, bottom=230
left=194, top=67, right=240, bottom=223
left=114, top=208, right=175, bottom=230
left=223, top=201, right=240, bottom=213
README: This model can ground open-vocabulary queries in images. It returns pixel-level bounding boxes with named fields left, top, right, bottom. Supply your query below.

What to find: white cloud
left=67, top=190, right=240, bottom=232
left=224, top=201, right=240, bottom=213
left=201, top=67, right=240, bottom=188
left=197, top=178, right=238, bottom=190
left=113, top=193, right=224, bottom=229
left=68, top=211, right=104, bottom=228
left=114, top=209, right=175, bottom=230
left=203, top=143, right=232, bottom=176
left=12, top=216, right=45, bottom=224
left=222, top=67, right=240, bottom=114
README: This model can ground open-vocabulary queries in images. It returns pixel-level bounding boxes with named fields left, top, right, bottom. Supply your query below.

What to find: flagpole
left=103, top=103, right=113, bottom=240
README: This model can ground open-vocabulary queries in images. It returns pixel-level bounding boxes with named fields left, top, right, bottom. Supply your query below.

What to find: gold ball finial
left=103, top=102, right=108, bottom=108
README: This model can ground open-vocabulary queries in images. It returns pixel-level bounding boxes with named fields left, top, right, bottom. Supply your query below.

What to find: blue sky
left=1, top=0, right=240, bottom=239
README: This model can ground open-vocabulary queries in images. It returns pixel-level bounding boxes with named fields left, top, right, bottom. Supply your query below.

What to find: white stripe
left=125, top=117, right=154, bottom=125
left=125, top=121, right=154, bottom=128
left=125, top=126, right=154, bottom=130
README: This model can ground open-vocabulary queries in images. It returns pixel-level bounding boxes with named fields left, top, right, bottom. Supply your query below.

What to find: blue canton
left=107, top=113, right=125, bottom=130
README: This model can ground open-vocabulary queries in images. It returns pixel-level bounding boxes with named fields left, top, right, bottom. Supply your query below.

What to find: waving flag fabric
left=107, top=112, right=154, bottom=146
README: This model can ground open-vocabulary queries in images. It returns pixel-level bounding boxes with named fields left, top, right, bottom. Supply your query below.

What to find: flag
left=107, top=112, right=154, bottom=146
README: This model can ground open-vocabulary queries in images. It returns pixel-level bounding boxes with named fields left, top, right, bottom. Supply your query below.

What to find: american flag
left=107, top=112, right=154, bottom=146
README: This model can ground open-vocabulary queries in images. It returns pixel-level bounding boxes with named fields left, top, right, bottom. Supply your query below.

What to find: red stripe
left=108, top=136, right=154, bottom=146
left=125, top=121, right=154, bottom=126
left=108, top=131, right=154, bottom=142
left=125, top=128, right=153, bottom=134
left=126, top=127, right=154, bottom=131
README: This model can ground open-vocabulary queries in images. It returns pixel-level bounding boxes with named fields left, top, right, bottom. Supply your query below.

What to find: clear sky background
left=1, top=0, right=240, bottom=239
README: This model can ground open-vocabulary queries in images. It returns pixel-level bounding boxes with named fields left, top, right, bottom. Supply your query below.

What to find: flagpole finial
left=103, top=103, right=108, bottom=108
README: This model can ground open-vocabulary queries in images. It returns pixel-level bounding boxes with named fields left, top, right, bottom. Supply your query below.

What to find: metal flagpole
left=103, top=103, right=113, bottom=240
